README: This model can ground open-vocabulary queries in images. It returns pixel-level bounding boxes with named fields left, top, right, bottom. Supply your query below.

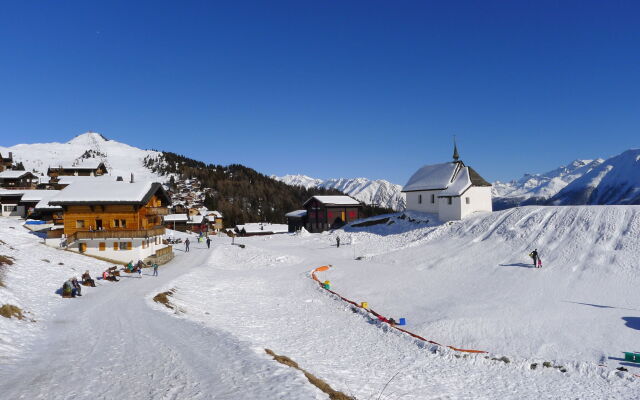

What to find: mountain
left=273, top=174, right=406, bottom=211
left=492, top=159, right=604, bottom=209
left=548, top=149, right=640, bottom=205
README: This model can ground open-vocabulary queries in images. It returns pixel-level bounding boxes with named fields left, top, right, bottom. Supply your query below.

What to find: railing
left=145, top=207, right=170, bottom=216
left=67, top=226, right=166, bottom=243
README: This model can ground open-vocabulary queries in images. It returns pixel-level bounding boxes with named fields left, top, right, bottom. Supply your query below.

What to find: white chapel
left=402, top=143, right=493, bottom=221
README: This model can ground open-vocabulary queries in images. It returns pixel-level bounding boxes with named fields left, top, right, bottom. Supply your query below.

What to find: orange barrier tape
left=311, top=265, right=488, bottom=355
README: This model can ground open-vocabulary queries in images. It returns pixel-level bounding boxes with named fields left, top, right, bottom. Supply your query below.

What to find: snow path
left=160, top=232, right=638, bottom=399
left=0, top=240, right=322, bottom=399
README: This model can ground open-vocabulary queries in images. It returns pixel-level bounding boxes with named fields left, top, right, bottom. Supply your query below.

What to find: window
left=79, top=243, right=87, bottom=253
left=447, top=197, right=452, bottom=205
left=3, top=205, right=17, bottom=212
left=418, top=194, right=422, bottom=204
left=76, top=220, right=85, bottom=228
left=113, top=219, right=127, bottom=228
left=114, top=242, right=119, bottom=251
left=431, top=194, right=435, bottom=204
left=465, top=197, right=470, bottom=205
left=99, top=242, right=106, bottom=251
left=121, top=242, right=132, bottom=250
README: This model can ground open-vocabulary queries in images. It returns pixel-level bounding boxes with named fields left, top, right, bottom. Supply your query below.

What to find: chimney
left=8, top=152, right=12, bottom=160
left=130, top=173, right=134, bottom=183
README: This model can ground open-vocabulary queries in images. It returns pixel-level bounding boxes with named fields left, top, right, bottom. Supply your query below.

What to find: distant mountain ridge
left=272, top=174, right=406, bottom=211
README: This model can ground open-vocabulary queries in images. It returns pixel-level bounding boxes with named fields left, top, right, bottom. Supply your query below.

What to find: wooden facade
left=0, top=171, right=38, bottom=189
left=0, top=152, right=13, bottom=172
left=303, top=197, right=363, bottom=233
left=47, top=162, right=108, bottom=179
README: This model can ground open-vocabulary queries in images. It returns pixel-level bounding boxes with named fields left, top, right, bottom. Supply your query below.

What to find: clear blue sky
left=1, top=1, right=638, bottom=184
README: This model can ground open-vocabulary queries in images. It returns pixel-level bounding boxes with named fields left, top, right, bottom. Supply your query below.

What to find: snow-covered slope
left=274, top=174, right=406, bottom=210
left=0, top=132, right=163, bottom=183
left=549, top=149, right=640, bottom=205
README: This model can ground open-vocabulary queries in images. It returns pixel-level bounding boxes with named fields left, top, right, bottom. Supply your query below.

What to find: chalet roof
left=0, top=189, right=25, bottom=197
left=468, top=167, right=492, bottom=186
left=49, top=181, right=171, bottom=206
left=54, top=175, right=117, bottom=186
left=164, top=214, right=188, bottom=222
left=187, top=215, right=204, bottom=224
left=303, top=195, right=361, bottom=207
left=285, top=210, right=307, bottom=218
left=53, top=161, right=107, bottom=170
left=19, top=190, right=60, bottom=202
left=0, top=170, right=36, bottom=179
left=34, top=198, right=63, bottom=210
left=402, top=162, right=459, bottom=192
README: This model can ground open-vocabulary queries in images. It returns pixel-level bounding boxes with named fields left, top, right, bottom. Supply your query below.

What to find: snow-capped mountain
left=0, top=132, right=164, bottom=182
left=548, top=149, right=640, bottom=205
left=273, top=174, right=406, bottom=211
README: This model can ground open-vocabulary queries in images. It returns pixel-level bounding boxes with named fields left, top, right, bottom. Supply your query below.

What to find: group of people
left=529, top=249, right=542, bottom=268
left=62, top=273, right=94, bottom=298
left=184, top=235, right=212, bottom=252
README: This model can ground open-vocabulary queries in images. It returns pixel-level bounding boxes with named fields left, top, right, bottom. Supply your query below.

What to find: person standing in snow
left=530, top=249, right=539, bottom=268
left=137, top=265, right=142, bottom=278
left=206, top=236, right=211, bottom=249
left=336, top=236, right=340, bottom=248
left=185, top=238, right=190, bottom=252
left=152, top=263, right=159, bottom=277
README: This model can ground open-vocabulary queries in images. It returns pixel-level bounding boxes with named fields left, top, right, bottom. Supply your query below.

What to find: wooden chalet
left=0, top=152, right=13, bottom=172
left=0, top=170, right=38, bottom=189
left=302, top=195, right=363, bottom=233
left=0, top=190, right=26, bottom=217
left=47, top=161, right=108, bottom=178
left=48, top=180, right=173, bottom=264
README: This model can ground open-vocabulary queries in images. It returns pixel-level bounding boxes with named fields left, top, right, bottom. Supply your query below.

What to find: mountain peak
left=67, top=131, right=109, bottom=145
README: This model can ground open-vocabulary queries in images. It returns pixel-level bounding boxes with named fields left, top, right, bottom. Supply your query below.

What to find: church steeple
left=453, top=136, right=459, bottom=161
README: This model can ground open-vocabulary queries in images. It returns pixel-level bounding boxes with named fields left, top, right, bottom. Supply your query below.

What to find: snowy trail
left=0, top=242, right=321, bottom=400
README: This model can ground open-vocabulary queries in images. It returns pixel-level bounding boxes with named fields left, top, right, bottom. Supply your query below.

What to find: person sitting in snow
left=62, top=279, right=74, bottom=298
left=71, top=277, right=82, bottom=296
left=82, top=270, right=95, bottom=287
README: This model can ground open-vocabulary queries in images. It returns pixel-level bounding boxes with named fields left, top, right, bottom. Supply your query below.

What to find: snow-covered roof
left=54, top=175, right=117, bottom=185
left=304, top=195, right=361, bottom=206
left=187, top=215, right=204, bottom=224
left=56, top=161, right=106, bottom=170
left=50, top=181, right=171, bottom=205
left=0, top=170, right=36, bottom=179
left=164, top=214, right=188, bottom=222
left=34, top=198, right=63, bottom=210
left=19, top=190, right=60, bottom=202
left=439, top=167, right=471, bottom=196
left=237, top=223, right=288, bottom=234
left=0, top=189, right=25, bottom=197
left=402, top=162, right=458, bottom=192
left=285, top=210, right=307, bottom=218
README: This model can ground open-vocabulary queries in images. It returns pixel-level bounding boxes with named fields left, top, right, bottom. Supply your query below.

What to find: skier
left=529, top=249, right=539, bottom=268
left=206, top=236, right=211, bottom=249
left=336, top=236, right=340, bottom=248
left=152, top=263, right=159, bottom=277
left=185, top=238, right=190, bottom=252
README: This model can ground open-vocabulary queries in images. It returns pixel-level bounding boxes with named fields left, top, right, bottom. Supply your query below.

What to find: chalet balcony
left=145, top=207, right=170, bottom=216
left=68, top=226, right=166, bottom=243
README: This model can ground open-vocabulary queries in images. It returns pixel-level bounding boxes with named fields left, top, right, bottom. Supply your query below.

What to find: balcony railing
left=67, top=226, right=166, bottom=243
left=145, top=207, right=170, bottom=216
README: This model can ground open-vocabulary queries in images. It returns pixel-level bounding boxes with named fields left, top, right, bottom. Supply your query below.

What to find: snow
left=285, top=209, right=307, bottom=218
left=55, top=175, right=118, bottom=186
left=237, top=223, right=289, bottom=234
left=17, top=190, right=60, bottom=202
left=0, top=170, right=35, bottom=179
left=164, top=213, right=188, bottom=222
left=56, top=160, right=105, bottom=169
left=1, top=206, right=639, bottom=398
left=439, top=167, right=471, bottom=196
left=402, top=162, right=458, bottom=191
left=49, top=180, right=157, bottom=204
left=305, top=195, right=361, bottom=206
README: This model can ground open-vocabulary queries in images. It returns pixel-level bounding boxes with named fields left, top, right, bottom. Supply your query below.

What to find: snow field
left=158, top=207, right=640, bottom=398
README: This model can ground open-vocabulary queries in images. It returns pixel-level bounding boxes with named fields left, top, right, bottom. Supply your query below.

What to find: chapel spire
left=452, top=136, right=459, bottom=161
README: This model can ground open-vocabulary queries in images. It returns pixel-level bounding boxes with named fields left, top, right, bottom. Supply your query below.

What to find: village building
left=163, top=213, right=189, bottom=231
left=234, top=223, right=288, bottom=237
left=0, top=152, right=13, bottom=172
left=0, top=190, right=26, bottom=217
left=205, top=211, right=224, bottom=231
left=18, top=190, right=61, bottom=219
left=48, top=180, right=173, bottom=264
left=0, top=170, right=38, bottom=189
left=402, top=144, right=492, bottom=221
left=300, top=195, right=363, bottom=233
left=47, top=161, right=108, bottom=179
left=285, top=210, right=307, bottom=233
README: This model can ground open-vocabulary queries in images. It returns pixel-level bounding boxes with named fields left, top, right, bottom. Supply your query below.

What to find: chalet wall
left=66, top=238, right=170, bottom=264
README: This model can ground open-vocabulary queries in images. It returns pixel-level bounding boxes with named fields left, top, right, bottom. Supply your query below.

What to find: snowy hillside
left=274, top=174, right=406, bottom=210
left=0, top=132, right=164, bottom=183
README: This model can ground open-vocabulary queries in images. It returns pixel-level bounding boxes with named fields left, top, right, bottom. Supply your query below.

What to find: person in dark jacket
left=185, top=238, right=190, bottom=252
left=71, top=277, right=82, bottom=296
left=206, top=237, right=211, bottom=249
left=530, top=249, right=539, bottom=268
left=336, top=236, right=341, bottom=248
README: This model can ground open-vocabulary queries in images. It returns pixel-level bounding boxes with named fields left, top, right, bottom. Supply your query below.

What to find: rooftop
left=50, top=181, right=171, bottom=205
left=304, top=195, right=361, bottom=206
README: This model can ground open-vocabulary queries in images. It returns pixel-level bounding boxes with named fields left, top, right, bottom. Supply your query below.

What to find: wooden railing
left=145, top=207, right=170, bottom=216
left=67, top=226, right=166, bottom=243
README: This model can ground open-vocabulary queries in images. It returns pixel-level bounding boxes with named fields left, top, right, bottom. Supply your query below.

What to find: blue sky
left=1, top=1, right=638, bottom=184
